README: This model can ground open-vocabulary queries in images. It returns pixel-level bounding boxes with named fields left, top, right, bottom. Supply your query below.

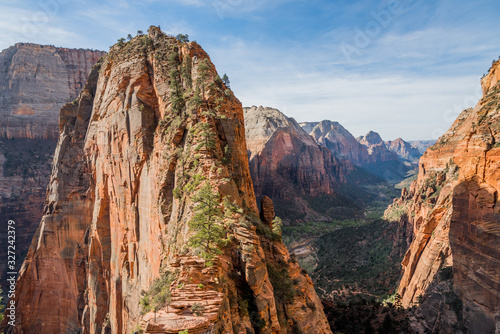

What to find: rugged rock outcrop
left=244, top=106, right=353, bottom=222
left=385, top=59, right=500, bottom=333
left=357, top=131, right=399, bottom=162
left=2, top=27, right=331, bottom=334
left=300, top=120, right=371, bottom=165
left=0, top=43, right=106, bottom=140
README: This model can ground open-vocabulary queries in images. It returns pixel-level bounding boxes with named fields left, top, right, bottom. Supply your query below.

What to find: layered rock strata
left=0, top=43, right=106, bottom=140
left=2, top=27, right=331, bottom=334
left=385, top=59, right=500, bottom=333
left=0, top=43, right=103, bottom=296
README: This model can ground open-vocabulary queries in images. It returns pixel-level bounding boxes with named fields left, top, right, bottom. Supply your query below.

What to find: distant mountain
left=386, top=138, right=422, bottom=162
left=300, top=120, right=371, bottom=165
left=300, top=121, right=418, bottom=183
left=408, top=139, right=437, bottom=154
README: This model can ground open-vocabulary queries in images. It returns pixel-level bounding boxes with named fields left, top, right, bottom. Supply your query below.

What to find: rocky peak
left=2, top=27, right=331, bottom=334
left=357, top=130, right=383, bottom=146
left=385, top=137, right=422, bottom=162
left=302, top=120, right=371, bottom=165
left=0, top=43, right=106, bottom=140
left=298, top=121, right=319, bottom=134
left=244, top=106, right=317, bottom=159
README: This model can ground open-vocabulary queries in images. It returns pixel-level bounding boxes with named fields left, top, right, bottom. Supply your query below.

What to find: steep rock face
left=2, top=28, right=330, bottom=334
left=0, top=44, right=103, bottom=297
left=385, top=59, right=500, bottom=333
left=0, top=138, right=56, bottom=296
left=0, top=43, right=105, bottom=140
left=244, top=106, right=350, bottom=221
left=300, top=120, right=371, bottom=165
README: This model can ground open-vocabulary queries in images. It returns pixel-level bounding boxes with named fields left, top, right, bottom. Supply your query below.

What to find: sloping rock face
left=2, top=27, right=331, bottom=334
left=0, top=43, right=106, bottom=140
left=300, top=120, right=371, bottom=165
left=385, top=138, right=421, bottom=163
left=385, top=59, right=500, bottom=333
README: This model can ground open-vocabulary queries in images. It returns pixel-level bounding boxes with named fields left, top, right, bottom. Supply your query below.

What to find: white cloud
left=207, top=35, right=484, bottom=141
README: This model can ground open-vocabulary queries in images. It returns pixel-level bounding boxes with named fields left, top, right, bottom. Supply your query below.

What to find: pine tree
left=188, top=182, right=228, bottom=259
left=222, top=73, right=230, bottom=88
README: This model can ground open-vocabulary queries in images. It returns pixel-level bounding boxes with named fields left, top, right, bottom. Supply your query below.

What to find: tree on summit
left=176, top=34, right=189, bottom=43
left=222, top=73, right=230, bottom=88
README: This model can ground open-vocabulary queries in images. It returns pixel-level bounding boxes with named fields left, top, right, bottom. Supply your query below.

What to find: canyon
left=1, top=27, right=331, bottom=334
left=0, top=29, right=497, bottom=334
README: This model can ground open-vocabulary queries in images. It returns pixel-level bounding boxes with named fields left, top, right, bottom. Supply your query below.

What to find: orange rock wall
left=386, top=60, right=500, bottom=333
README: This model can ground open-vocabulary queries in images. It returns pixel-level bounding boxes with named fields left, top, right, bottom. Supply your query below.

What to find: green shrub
left=266, top=262, right=296, bottom=303
left=140, top=272, right=175, bottom=314
left=191, top=302, right=205, bottom=316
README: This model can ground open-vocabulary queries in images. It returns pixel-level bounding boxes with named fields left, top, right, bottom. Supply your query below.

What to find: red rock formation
left=385, top=59, right=500, bottom=333
left=0, top=43, right=105, bottom=140
left=0, top=44, right=103, bottom=299
left=245, top=106, right=348, bottom=200
left=245, top=106, right=352, bottom=222
left=2, top=27, right=331, bottom=334
left=260, top=196, right=275, bottom=227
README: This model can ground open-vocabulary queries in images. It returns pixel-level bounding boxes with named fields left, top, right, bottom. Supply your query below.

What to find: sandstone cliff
left=0, top=43, right=106, bottom=140
left=2, top=27, right=331, bottom=334
left=0, top=44, right=103, bottom=299
left=245, top=106, right=354, bottom=222
left=385, top=59, right=500, bottom=333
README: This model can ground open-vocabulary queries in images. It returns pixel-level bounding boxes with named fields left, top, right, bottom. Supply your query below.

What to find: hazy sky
left=1, top=0, right=499, bottom=140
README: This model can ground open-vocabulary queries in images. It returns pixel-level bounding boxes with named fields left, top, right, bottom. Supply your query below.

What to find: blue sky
left=1, top=0, right=499, bottom=140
